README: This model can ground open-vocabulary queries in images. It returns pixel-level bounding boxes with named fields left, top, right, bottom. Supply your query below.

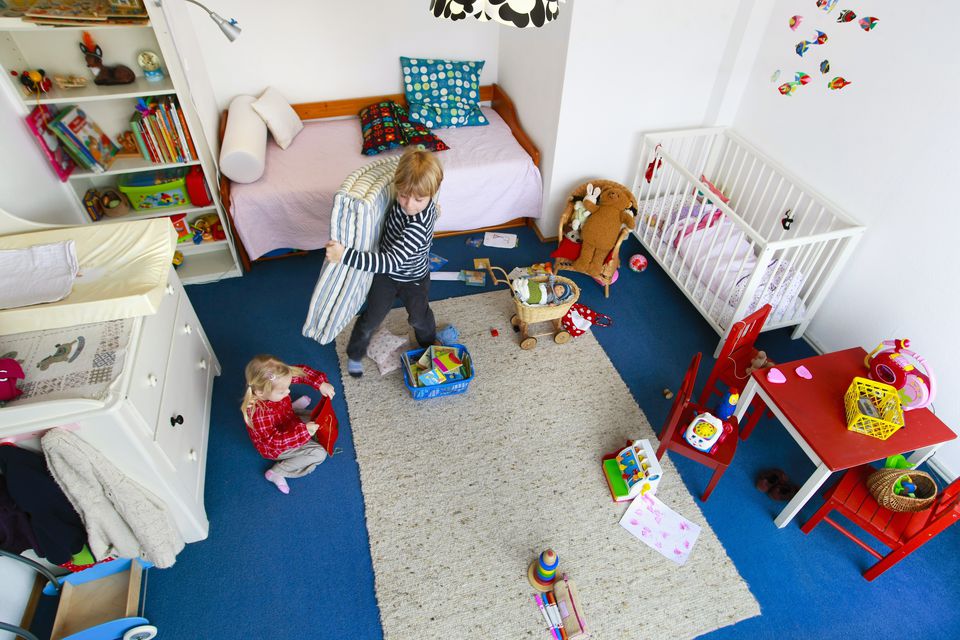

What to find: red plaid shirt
left=244, top=365, right=329, bottom=459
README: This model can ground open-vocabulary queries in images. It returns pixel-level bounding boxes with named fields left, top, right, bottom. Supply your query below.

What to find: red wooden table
left=733, top=347, right=956, bottom=528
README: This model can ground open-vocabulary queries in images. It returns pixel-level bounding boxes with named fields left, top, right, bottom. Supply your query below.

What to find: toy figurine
left=15, top=69, right=52, bottom=95
left=80, top=32, right=135, bottom=86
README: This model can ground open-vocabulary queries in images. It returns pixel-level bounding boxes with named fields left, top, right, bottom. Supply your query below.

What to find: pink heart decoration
left=767, top=367, right=787, bottom=384
left=796, top=365, right=813, bottom=380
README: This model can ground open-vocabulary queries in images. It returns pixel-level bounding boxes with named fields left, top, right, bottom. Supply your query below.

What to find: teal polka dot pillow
left=400, top=56, right=488, bottom=129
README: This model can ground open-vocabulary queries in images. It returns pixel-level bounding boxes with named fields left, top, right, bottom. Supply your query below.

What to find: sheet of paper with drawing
left=619, top=492, right=701, bottom=565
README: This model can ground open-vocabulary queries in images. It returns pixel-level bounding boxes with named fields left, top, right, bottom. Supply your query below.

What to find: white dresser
left=0, top=269, right=218, bottom=543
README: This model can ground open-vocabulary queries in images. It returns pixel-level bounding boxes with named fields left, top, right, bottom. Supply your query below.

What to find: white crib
left=631, top=127, right=865, bottom=356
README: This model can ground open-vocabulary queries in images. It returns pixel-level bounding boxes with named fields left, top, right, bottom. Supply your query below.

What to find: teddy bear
left=572, top=184, right=636, bottom=275
left=744, top=350, right=775, bottom=376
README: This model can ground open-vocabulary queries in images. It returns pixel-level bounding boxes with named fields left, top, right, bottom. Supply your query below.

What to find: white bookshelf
left=0, top=9, right=241, bottom=285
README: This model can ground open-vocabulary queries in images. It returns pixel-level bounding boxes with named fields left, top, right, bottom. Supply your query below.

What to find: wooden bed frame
left=218, top=83, right=541, bottom=271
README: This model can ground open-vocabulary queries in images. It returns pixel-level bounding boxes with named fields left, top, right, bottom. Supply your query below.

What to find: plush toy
left=744, top=350, right=775, bottom=376
left=0, top=357, right=25, bottom=404
left=572, top=185, right=636, bottom=275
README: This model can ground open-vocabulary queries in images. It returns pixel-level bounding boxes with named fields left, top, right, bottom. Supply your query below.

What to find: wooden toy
left=527, top=549, right=559, bottom=592
left=53, top=74, right=88, bottom=90
left=553, top=574, right=589, bottom=639
left=602, top=439, right=662, bottom=502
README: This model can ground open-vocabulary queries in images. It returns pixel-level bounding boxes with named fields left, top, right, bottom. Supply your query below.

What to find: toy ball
left=629, top=254, right=648, bottom=272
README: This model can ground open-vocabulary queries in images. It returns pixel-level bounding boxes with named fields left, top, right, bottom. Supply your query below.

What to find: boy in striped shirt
left=325, top=147, right=443, bottom=377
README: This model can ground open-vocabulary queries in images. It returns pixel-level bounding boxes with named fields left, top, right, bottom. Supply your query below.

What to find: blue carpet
left=144, top=227, right=960, bottom=639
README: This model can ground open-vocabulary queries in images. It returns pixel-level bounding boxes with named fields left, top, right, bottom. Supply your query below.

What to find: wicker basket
left=866, top=467, right=938, bottom=513
left=513, top=275, right=580, bottom=324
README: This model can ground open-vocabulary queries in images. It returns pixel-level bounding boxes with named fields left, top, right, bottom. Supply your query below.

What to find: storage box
left=844, top=376, right=904, bottom=440
left=401, top=344, right=474, bottom=400
left=118, top=168, right=190, bottom=210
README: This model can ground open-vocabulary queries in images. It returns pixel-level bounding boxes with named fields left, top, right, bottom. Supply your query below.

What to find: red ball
left=629, top=254, right=648, bottom=272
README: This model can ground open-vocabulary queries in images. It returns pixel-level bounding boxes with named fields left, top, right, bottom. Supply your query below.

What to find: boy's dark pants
left=346, top=273, right=436, bottom=361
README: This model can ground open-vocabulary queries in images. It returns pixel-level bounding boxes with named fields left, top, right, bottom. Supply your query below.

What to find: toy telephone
left=865, top=339, right=935, bottom=411
left=684, top=412, right=726, bottom=453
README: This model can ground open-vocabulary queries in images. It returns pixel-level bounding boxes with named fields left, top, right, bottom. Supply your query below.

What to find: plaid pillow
left=400, top=56, right=488, bottom=128
left=359, top=101, right=405, bottom=156
left=395, top=103, right=449, bottom=153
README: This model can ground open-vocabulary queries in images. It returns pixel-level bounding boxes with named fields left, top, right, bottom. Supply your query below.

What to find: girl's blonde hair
left=394, top=147, right=443, bottom=198
left=240, top=355, right=304, bottom=424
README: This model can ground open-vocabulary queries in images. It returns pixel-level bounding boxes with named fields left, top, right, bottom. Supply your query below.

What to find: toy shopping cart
left=477, top=259, right=581, bottom=350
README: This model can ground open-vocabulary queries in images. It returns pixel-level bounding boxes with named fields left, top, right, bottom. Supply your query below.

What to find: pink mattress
left=229, top=107, right=542, bottom=261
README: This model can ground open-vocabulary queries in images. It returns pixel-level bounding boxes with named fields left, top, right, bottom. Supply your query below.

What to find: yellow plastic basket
left=844, top=377, right=905, bottom=440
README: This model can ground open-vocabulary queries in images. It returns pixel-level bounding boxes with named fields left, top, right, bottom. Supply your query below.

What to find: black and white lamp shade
left=430, top=0, right=564, bottom=28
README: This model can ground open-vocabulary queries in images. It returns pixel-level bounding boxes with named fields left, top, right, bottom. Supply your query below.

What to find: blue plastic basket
left=400, top=344, right=474, bottom=400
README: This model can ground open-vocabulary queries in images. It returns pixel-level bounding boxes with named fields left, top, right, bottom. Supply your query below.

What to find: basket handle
left=487, top=265, right=511, bottom=286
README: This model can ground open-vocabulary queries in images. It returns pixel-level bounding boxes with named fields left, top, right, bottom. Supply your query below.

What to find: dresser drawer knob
left=165, top=284, right=175, bottom=296
left=170, top=414, right=184, bottom=427
left=147, top=374, right=159, bottom=387
left=199, top=358, right=207, bottom=370
left=187, top=448, right=198, bottom=462
left=183, top=324, right=192, bottom=335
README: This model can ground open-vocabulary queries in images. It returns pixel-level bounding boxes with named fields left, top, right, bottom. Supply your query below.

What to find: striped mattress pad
left=302, top=156, right=399, bottom=345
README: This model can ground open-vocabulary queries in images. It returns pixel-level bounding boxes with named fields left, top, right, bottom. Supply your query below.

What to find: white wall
left=496, top=1, right=573, bottom=234
left=538, top=0, right=745, bottom=236
left=186, top=0, right=501, bottom=109
left=732, top=0, right=960, bottom=476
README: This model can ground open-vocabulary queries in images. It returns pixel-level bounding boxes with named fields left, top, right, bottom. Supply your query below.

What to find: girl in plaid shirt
left=241, top=355, right=336, bottom=494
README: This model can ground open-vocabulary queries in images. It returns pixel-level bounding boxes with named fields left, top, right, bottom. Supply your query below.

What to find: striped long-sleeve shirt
left=341, top=199, right=437, bottom=281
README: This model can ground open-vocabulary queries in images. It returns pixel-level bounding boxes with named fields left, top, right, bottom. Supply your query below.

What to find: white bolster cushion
left=220, top=95, right=267, bottom=184
left=0, top=240, right=79, bottom=309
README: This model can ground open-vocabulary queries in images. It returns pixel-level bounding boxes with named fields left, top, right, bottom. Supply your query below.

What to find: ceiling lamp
left=430, top=0, right=564, bottom=29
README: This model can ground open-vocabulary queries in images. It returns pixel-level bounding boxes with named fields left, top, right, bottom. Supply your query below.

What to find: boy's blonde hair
left=240, top=355, right=304, bottom=424
left=394, top=147, right=443, bottom=198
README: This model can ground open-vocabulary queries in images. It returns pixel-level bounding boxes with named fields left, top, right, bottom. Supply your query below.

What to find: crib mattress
left=0, top=218, right=175, bottom=334
left=229, top=107, right=543, bottom=261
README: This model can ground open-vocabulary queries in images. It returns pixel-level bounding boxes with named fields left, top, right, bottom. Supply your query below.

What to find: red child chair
left=657, top=353, right=739, bottom=501
left=800, top=465, right=960, bottom=581
left=698, top=304, right=772, bottom=440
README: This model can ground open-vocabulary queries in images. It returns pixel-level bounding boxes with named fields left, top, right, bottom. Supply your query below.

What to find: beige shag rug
left=336, top=291, right=759, bottom=639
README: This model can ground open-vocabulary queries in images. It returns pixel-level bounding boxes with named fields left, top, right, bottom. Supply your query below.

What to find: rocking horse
left=79, top=32, right=135, bottom=86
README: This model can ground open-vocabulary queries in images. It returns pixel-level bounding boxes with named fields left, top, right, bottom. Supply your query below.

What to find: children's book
left=47, top=119, right=97, bottom=172
left=432, top=351, right=462, bottom=374
left=418, top=368, right=446, bottom=386
left=49, top=106, right=118, bottom=171
left=459, top=270, right=486, bottom=286
left=428, top=252, right=448, bottom=271
left=24, top=105, right=75, bottom=182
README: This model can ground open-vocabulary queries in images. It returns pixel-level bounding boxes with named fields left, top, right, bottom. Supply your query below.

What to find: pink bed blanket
left=229, top=107, right=542, bottom=260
